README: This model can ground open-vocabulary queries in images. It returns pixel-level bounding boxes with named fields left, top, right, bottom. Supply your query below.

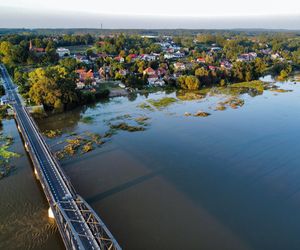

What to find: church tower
left=29, top=40, right=33, bottom=51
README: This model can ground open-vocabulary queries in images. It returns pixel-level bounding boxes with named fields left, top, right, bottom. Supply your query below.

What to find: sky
left=0, top=0, right=300, bottom=29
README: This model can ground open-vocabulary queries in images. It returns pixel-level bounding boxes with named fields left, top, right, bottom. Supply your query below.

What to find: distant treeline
left=1, top=28, right=300, bottom=37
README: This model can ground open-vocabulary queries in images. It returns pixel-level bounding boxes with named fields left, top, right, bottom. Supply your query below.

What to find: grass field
left=64, top=45, right=94, bottom=53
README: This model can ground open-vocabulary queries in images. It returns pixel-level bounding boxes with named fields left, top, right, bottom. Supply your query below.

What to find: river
left=1, top=76, right=300, bottom=249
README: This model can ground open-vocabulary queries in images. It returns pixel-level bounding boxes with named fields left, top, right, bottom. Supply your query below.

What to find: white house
left=56, top=47, right=70, bottom=57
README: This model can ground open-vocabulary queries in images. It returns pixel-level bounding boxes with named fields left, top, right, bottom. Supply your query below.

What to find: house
left=173, top=51, right=185, bottom=58
left=140, top=54, right=157, bottom=61
left=75, top=69, right=96, bottom=88
left=76, top=82, right=85, bottom=89
left=127, top=54, right=138, bottom=61
left=74, top=54, right=90, bottom=64
left=97, top=53, right=108, bottom=59
left=209, top=65, right=217, bottom=71
left=220, top=61, right=232, bottom=70
left=271, top=53, right=284, bottom=61
left=143, top=67, right=156, bottom=76
left=261, top=49, right=272, bottom=55
left=56, top=47, right=70, bottom=57
left=237, top=52, right=257, bottom=62
left=164, top=53, right=175, bottom=59
left=197, top=57, right=206, bottom=63
left=97, top=41, right=107, bottom=46
left=147, top=75, right=160, bottom=85
left=173, top=62, right=186, bottom=71
left=210, top=47, right=222, bottom=52
left=151, top=78, right=165, bottom=86
left=118, top=69, right=127, bottom=76
left=114, top=56, right=125, bottom=63
left=146, top=54, right=157, bottom=61
left=157, top=67, right=167, bottom=76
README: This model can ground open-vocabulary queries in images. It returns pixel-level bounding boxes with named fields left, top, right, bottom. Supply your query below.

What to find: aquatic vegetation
left=193, top=111, right=211, bottom=117
left=135, top=116, right=150, bottom=126
left=106, top=114, right=132, bottom=122
left=229, top=80, right=265, bottom=93
left=80, top=116, right=94, bottom=124
left=110, top=122, right=145, bottom=132
left=215, top=105, right=226, bottom=111
left=137, top=103, right=155, bottom=111
left=269, top=88, right=293, bottom=93
left=147, top=97, right=177, bottom=109
left=219, top=97, right=245, bottom=109
left=55, top=132, right=106, bottom=159
left=0, top=105, right=9, bottom=121
left=43, top=129, right=62, bottom=138
left=0, top=134, right=20, bottom=179
left=103, top=130, right=117, bottom=138
left=176, top=91, right=204, bottom=101
left=82, top=142, right=93, bottom=153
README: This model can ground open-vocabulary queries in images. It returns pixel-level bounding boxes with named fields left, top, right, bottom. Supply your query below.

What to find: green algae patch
left=110, top=122, right=145, bottom=132
left=147, top=97, right=177, bottom=109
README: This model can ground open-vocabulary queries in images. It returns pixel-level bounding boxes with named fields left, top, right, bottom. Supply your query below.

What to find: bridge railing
left=22, top=107, right=78, bottom=196
left=75, top=196, right=122, bottom=250
left=53, top=202, right=86, bottom=250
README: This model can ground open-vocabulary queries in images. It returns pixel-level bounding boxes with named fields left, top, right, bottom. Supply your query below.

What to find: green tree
left=178, top=75, right=200, bottom=90
left=28, top=66, right=78, bottom=111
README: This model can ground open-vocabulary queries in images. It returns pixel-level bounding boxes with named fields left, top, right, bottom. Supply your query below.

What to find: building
left=114, top=56, right=125, bottom=63
left=197, top=57, right=206, bottom=63
left=143, top=67, right=156, bottom=76
left=140, top=54, right=157, bottom=61
left=56, top=47, right=70, bottom=57
left=173, top=62, right=186, bottom=71
left=29, top=40, right=45, bottom=53
left=237, top=52, right=257, bottom=62
left=75, top=69, right=96, bottom=88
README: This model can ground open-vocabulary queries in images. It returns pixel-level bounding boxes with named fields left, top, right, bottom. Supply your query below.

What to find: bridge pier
left=48, top=207, right=55, bottom=219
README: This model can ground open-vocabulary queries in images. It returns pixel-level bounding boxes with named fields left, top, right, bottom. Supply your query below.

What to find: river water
left=2, top=76, right=300, bottom=249
left=0, top=119, right=63, bottom=250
